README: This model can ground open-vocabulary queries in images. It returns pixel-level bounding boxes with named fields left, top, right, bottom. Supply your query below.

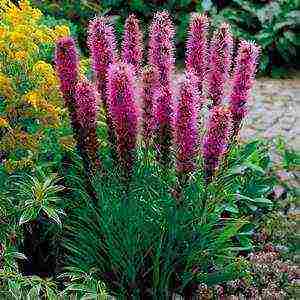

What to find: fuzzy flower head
left=75, top=78, right=99, bottom=128
left=156, top=82, right=174, bottom=166
left=176, top=72, right=199, bottom=175
left=203, top=106, right=231, bottom=182
left=229, top=40, right=260, bottom=136
left=141, top=65, right=158, bottom=146
left=108, top=62, right=138, bottom=174
left=148, top=10, right=175, bottom=85
left=122, top=14, right=143, bottom=75
left=88, top=17, right=117, bottom=99
left=186, top=13, right=209, bottom=93
left=54, top=37, right=79, bottom=98
left=208, top=23, right=233, bottom=106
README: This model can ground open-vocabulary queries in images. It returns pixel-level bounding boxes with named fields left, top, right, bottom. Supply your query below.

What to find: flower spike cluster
left=203, top=106, right=232, bottom=183
left=54, top=12, right=260, bottom=189
left=176, top=72, right=199, bottom=176
left=141, top=65, right=158, bottom=147
left=108, top=63, right=138, bottom=176
left=229, top=40, right=260, bottom=138
left=208, top=23, right=233, bottom=106
left=148, top=11, right=175, bottom=86
left=75, top=78, right=100, bottom=173
left=122, top=14, right=143, bottom=75
left=186, top=13, right=209, bottom=95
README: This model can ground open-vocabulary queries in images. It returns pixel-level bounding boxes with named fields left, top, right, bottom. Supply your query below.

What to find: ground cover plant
left=0, top=1, right=299, bottom=299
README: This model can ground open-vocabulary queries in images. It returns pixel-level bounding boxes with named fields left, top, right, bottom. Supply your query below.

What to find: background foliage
left=32, top=0, right=300, bottom=75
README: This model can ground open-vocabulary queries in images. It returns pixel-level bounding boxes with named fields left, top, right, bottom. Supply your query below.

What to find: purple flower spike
left=229, top=40, right=260, bottom=137
left=54, top=37, right=80, bottom=143
left=176, top=72, right=199, bottom=176
left=203, top=106, right=231, bottom=182
left=186, top=14, right=209, bottom=95
left=208, top=23, right=233, bottom=106
left=156, top=83, right=174, bottom=166
left=54, top=37, right=79, bottom=101
left=88, top=17, right=118, bottom=151
left=148, top=11, right=175, bottom=86
left=75, top=78, right=101, bottom=172
left=141, top=65, right=158, bottom=147
left=75, top=79, right=99, bottom=128
left=108, top=63, right=138, bottom=175
left=122, top=14, right=143, bottom=75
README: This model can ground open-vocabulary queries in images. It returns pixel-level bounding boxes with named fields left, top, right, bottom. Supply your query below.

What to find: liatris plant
left=108, top=62, right=138, bottom=176
left=75, top=78, right=100, bottom=173
left=141, top=65, right=158, bottom=147
left=229, top=41, right=260, bottom=138
left=88, top=17, right=118, bottom=151
left=186, top=13, right=209, bottom=96
left=122, top=14, right=143, bottom=75
left=208, top=23, right=233, bottom=106
left=54, top=12, right=259, bottom=183
left=175, top=72, right=199, bottom=179
left=54, top=37, right=79, bottom=135
left=202, top=106, right=231, bottom=183
left=148, top=11, right=175, bottom=86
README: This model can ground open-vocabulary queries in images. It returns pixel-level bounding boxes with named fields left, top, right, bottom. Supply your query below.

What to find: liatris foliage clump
left=108, top=63, right=138, bottom=176
left=230, top=41, right=260, bottom=138
left=55, top=11, right=259, bottom=183
left=122, top=14, right=143, bottom=75
left=203, top=106, right=232, bottom=183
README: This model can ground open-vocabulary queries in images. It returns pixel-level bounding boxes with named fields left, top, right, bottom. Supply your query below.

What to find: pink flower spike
left=202, top=106, right=231, bottom=182
left=148, top=10, right=175, bottom=86
left=186, top=13, right=209, bottom=94
left=108, top=62, right=138, bottom=175
left=122, top=14, right=143, bottom=75
left=141, top=65, right=158, bottom=147
left=75, top=78, right=99, bottom=129
left=229, top=40, right=260, bottom=137
left=176, top=72, right=199, bottom=175
left=88, top=16, right=117, bottom=106
left=208, top=23, right=233, bottom=106
left=156, top=83, right=174, bottom=166
left=54, top=37, right=79, bottom=100
left=75, top=78, right=101, bottom=172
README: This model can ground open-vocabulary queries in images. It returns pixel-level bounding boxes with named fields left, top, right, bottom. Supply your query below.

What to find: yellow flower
left=24, top=90, right=40, bottom=109
left=33, top=61, right=54, bottom=75
left=0, top=117, right=8, bottom=127
left=55, top=25, right=70, bottom=39
left=9, top=31, right=24, bottom=44
left=0, top=27, right=7, bottom=39
left=14, top=50, right=27, bottom=61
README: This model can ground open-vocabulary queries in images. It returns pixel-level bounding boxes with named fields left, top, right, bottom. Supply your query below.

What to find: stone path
left=241, top=78, right=300, bottom=151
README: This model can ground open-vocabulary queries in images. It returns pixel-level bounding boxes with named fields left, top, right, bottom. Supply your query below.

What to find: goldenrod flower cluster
left=0, top=0, right=70, bottom=173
